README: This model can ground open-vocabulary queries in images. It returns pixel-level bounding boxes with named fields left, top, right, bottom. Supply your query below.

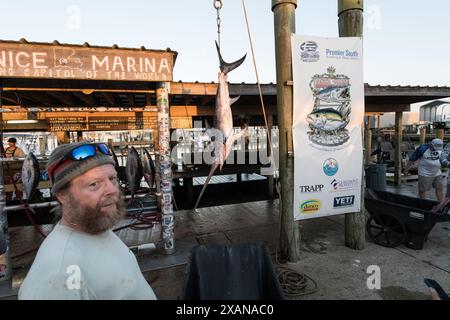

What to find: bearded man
left=18, top=141, right=156, bottom=300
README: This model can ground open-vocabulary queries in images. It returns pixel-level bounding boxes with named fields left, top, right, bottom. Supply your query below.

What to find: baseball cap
left=431, top=138, right=443, bottom=151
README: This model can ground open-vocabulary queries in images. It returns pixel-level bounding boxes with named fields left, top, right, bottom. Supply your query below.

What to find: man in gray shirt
left=404, top=138, right=444, bottom=202
left=439, top=141, right=450, bottom=229
left=19, top=141, right=157, bottom=299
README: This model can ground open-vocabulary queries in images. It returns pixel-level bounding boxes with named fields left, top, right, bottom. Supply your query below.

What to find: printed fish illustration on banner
left=307, top=66, right=351, bottom=148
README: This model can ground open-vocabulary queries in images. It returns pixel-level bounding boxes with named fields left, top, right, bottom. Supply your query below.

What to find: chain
left=213, top=0, right=223, bottom=48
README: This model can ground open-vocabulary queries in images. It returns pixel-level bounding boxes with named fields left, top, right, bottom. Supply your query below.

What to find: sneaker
left=444, top=223, right=450, bottom=230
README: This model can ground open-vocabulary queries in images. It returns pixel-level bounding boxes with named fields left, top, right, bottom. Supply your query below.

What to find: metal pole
left=156, top=83, right=175, bottom=255
left=339, top=0, right=365, bottom=250
left=394, top=112, right=403, bottom=185
left=0, top=86, right=12, bottom=284
left=272, top=0, right=300, bottom=262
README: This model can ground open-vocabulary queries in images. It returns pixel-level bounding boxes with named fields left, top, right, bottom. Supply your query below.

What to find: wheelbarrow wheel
left=366, top=214, right=406, bottom=248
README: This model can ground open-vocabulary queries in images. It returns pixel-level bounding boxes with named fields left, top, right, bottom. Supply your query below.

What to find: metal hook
left=213, top=0, right=223, bottom=10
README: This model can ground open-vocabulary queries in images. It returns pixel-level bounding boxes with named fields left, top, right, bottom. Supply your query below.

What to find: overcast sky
left=1, top=0, right=450, bottom=93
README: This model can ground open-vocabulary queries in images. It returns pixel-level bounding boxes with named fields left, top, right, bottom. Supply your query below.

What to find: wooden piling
left=156, top=82, right=175, bottom=255
left=420, top=126, right=426, bottom=144
left=267, top=115, right=275, bottom=199
left=0, top=87, right=11, bottom=284
left=436, top=128, right=444, bottom=140
left=272, top=0, right=301, bottom=262
left=339, top=0, right=366, bottom=250
left=394, top=111, right=403, bottom=185
left=365, top=116, right=372, bottom=164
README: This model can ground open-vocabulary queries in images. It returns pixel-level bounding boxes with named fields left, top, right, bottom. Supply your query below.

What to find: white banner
left=292, top=34, right=364, bottom=221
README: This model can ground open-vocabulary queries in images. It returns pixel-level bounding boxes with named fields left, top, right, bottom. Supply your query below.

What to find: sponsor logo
left=333, top=195, right=355, bottom=208
left=300, top=41, right=320, bottom=62
left=323, top=158, right=339, bottom=176
left=330, top=179, right=359, bottom=192
left=300, top=199, right=322, bottom=213
left=299, top=184, right=324, bottom=193
left=326, top=48, right=359, bottom=60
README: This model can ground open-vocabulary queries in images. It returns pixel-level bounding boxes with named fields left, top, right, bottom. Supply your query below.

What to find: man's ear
left=55, top=191, right=69, bottom=206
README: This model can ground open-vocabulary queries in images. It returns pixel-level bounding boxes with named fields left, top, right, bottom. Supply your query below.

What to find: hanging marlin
left=21, top=152, right=40, bottom=203
left=193, top=41, right=247, bottom=210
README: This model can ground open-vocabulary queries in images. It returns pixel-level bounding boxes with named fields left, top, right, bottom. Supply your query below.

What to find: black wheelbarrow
left=364, top=189, right=450, bottom=250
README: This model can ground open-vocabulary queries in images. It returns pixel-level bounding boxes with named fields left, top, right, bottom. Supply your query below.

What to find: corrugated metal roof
left=420, top=100, right=450, bottom=109
left=174, top=80, right=450, bottom=90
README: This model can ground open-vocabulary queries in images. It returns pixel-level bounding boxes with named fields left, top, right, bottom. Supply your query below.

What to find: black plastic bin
left=365, top=164, right=387, bottom=191
left=181, top=242, right=284, bottom=300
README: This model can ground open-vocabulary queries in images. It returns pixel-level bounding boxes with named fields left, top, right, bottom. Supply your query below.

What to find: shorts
left=418, top=175, right=444, bottom=193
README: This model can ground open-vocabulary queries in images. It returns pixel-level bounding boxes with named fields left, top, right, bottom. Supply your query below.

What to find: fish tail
left=215, top=41, right=246, bottom=75
left=193, top=163, right=219, bottom=210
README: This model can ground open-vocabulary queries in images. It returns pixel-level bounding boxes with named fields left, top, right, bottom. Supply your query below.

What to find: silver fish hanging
left=193, top=41, right=247, bottom=210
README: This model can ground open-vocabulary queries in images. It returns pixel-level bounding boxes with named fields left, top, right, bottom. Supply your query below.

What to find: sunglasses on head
left=47, top=143, right=112, bottom=182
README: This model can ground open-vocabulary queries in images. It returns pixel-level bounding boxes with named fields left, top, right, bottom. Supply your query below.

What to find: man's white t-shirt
left=18, top=223, right=157, bottom=300
left=418, top=148, right=442, bottom=177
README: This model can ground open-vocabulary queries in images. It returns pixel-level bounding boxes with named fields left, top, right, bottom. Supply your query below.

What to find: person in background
left=439, top=141, right=450, bottom=229
left=18, top=141, right=157, bottom=300
left=403, top=138, right=444, bottom=202
left=2, top=137, right=26, bottom=200
left=4, top=137, right=26, bottom=158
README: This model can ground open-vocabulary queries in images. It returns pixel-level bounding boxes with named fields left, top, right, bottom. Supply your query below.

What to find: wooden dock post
left=157, top=82, right=175, bottom=255
left=39, top=137, right=45, bottom=156
left=272, top=0, right=301, bottom=262
left=394, top=111, right=403, bottom=185
left=420, top=126, right=427, bottom=144
left=0, top=87, right=12, bottom=284
left=339, top=0, right=366, bottom=250
left=365, top=115, right=372, bottom=164
left=267, top=115, right=275, bottom=199
left=55, top=131, right=70, bottom=145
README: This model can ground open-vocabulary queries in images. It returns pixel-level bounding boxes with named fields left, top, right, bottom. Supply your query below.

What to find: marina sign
left=0, top=41, right=174, bottom=81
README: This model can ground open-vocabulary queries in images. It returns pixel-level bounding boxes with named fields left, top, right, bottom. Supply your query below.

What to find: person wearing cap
left=2, top=137, right=26, bottom=201
left=404, top=138, right=445, bottom=202
left=18, top=141, right=157, bottom=300
left=4, top=137, right=25, bottom=158
left=439, top=141, right=450, bottom=229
